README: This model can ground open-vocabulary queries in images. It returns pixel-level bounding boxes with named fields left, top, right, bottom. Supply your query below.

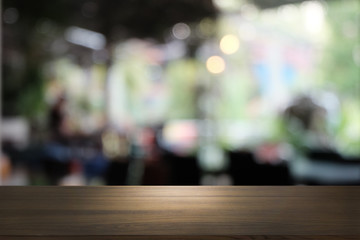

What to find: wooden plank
left=1, top=186, right=360, bottom=198
left=0, top=236, right=359, bottom=240
left=0, top=187, right=359, bottom=237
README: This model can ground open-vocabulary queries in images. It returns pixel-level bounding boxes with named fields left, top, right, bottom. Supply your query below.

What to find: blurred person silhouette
left=141, top=125, right=170, bottom=185
left=103, top=131, right=130, bottom=185
left=43, top=93, right=72, bottom=184
left=283, top=95, right=331, bottom=151
left=0, top=153, right=12, bottom=184
left=283, top=94, right=360, bottom=184
left=49, top=93, right=71, bottom=144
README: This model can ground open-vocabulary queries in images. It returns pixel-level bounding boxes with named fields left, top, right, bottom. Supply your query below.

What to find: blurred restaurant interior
left=1, top=0, right=359, bottom=185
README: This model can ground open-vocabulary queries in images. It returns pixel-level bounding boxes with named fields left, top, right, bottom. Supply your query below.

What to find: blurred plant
left=319, top=0, right=360, bottom=155
left=335, top=100, right=360, bottom=156
left=320, top=0, right=359, bottom=96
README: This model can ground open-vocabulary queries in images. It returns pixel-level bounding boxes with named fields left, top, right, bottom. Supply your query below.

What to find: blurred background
left=1, top=0, right=359, bottom=185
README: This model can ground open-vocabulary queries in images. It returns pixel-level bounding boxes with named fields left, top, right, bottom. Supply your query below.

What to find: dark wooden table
left=0, top=186, right=359, bottom=239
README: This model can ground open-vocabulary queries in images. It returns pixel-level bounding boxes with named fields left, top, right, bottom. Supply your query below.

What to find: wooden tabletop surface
left=0, top=186, right=359, bottom=239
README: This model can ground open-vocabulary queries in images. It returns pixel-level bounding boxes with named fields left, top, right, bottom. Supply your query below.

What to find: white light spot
left=220, top=34, right=240, bottom=55
left=172, top=23, right=191, bottom=40
left=301, top=1, right=325, bottom=35
left=65, top=26, right=106, bottom=50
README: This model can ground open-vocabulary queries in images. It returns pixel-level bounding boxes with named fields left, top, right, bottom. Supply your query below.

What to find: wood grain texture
left=0, top=187, right=359, bottom=239
left=0, top=236, right=359, bottom=240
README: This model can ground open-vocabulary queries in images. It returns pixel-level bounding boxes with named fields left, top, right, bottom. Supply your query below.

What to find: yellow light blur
left=220, top=34, right=240, bottom=54
left=206, top=56, right=225, bottom=74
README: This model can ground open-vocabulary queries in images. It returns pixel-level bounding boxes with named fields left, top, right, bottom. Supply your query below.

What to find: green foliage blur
left=320, top=0, right=360, bottom=155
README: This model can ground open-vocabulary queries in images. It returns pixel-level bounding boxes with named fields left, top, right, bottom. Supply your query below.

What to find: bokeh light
left=206, top=56, right=225, bottom=74
left=220, top=34, right=240, bottom=54
left=172, top=22, right=191, bottom=40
